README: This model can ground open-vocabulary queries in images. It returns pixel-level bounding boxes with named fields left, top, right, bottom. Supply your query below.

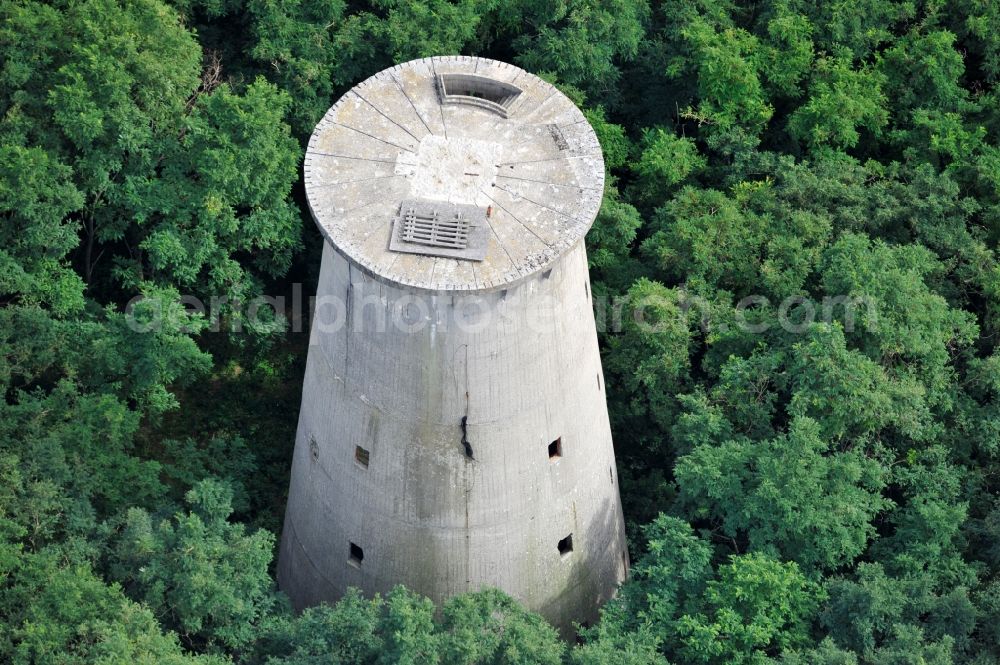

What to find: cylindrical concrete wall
left=278, top=239, right=628, bottom=631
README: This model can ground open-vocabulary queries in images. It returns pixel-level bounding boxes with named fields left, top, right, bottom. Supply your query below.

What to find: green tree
left=512, top=0, right=649, bottom=101
left=788, top=51, right=887, bottom=149
left=820, top=562, right=969, bottom=664
left=675, top=415, right=891, bottom=572
left=1, top=0, right=302, bottom=304
left=604, top=279, right=693, bottom=442
left=377, top=586, right=441, bottom=665
left=112, top=479, right=277, bottom=652
left=263, top=590, right=383, bottom=664
left=437, top=588, right=565, bottom=664
left=674, top=553, right=823, bottom=664
left=631, top=128, right=706, bottom=207
left=0, top=526, right=226, bottom=664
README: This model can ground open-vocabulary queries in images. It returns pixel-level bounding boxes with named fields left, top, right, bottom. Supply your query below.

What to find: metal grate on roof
left=400, top=207, right=471, bottom=249
left=388, top=199, right=489, bottom=261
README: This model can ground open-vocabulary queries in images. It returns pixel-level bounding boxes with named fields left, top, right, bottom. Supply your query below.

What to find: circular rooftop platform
left=304, top=56, right=605, bottom=293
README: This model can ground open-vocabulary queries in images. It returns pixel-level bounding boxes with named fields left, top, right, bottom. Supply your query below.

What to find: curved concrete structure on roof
left=279, top=56, right=628, bottom=633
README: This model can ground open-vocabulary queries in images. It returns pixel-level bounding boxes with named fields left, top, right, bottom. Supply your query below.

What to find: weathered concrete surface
left=280, top=56, right=628, bottom=634
left=302, top=55, right=605, bottom=293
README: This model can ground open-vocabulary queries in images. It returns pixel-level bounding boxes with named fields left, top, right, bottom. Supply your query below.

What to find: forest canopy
left=3, top=0, right=1000, bottom=663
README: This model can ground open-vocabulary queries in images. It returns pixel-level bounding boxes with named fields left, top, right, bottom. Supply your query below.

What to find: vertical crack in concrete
left=460, top=344, right=472, bottom=589
left=460, top=415, right=474, bottom=459
left=459, top=344, right=474, bottom=460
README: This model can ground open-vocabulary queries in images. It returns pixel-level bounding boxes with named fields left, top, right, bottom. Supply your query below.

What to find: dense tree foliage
left=4, top=0, right=1000, bottom=662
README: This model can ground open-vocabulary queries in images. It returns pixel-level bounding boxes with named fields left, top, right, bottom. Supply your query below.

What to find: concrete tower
left=278, top=56, right=628, bottom=631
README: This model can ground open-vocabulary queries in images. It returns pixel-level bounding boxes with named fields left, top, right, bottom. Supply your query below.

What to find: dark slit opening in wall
left=348, top=542, right=364, bottom=566
left=558, top=534, right=573, bottom=556
left=355, top=445, right=370, bottom=468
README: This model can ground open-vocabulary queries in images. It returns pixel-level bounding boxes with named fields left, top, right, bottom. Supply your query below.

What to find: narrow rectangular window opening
left=548, top=438, right=562, bottom=460
left=348, top=542, right=364, bottom=566
left=558, top=534, right=574, bottom=556
left=355, top=445, right=370, bottom=468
